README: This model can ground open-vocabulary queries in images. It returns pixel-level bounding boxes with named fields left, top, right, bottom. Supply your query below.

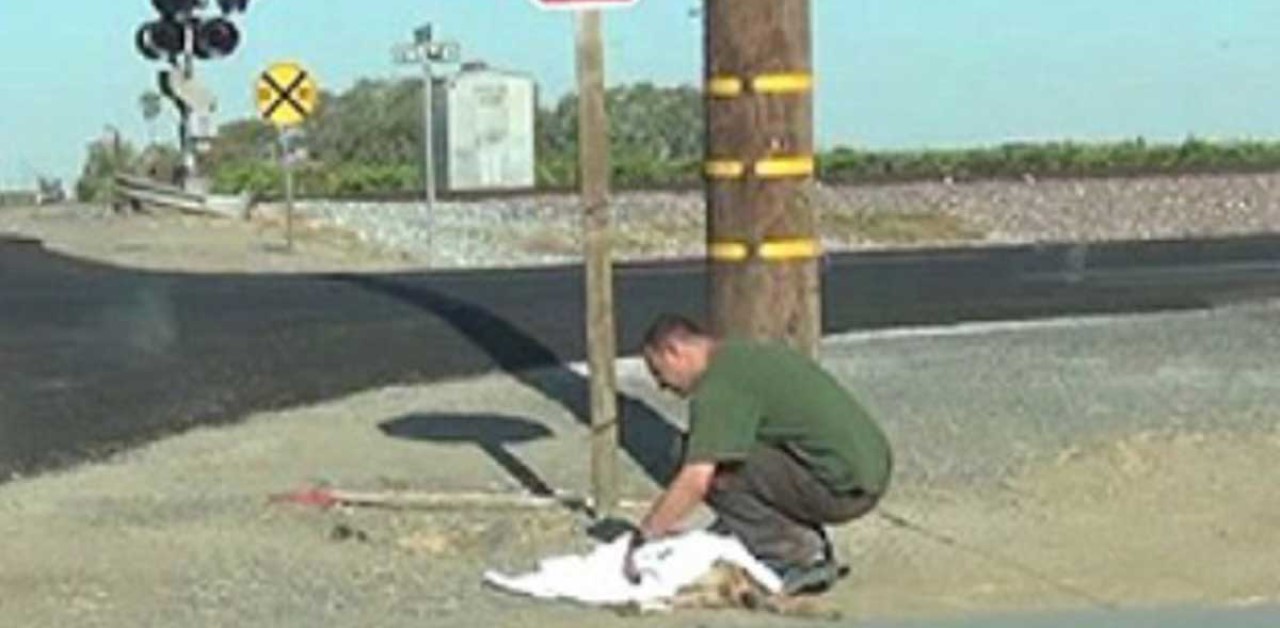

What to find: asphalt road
left=2, top=233, right=1278, bottom=479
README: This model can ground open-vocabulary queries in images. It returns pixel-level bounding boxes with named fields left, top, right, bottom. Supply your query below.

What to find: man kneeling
left=626, top=314, right=893, bottom=595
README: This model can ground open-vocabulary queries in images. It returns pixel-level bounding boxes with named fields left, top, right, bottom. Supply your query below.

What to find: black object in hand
left=587, top=517, right=640, bottom=542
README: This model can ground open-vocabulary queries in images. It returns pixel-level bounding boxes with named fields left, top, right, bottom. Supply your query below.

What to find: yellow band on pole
left=751, top=73, right=813, bottom=95
left=704, top=159, right=747, bottom=179
left=708, top=241, right=751, bottom=261
left=705, top=156, right=814, bottom=180
left=706, top=73, right=813, bottom=97
left=708, top=238, right=821, bottom=262
left=706, top=76, right=744, bottom=98
left=754, top=156, right=815, bottom=179
left=759, top=238, right=821, bottom=261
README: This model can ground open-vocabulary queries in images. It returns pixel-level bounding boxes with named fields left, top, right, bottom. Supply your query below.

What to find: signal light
left=136, top=20, right=187, bottom=59
left=135, top=23, right=163, bottom=60
left=136, top=0, right=248, bottom=63
left=151, top=0, right=199, bottom=17
left=194, top=17, right=240, bottom=59
left=216, top=0, right=250, bottom=14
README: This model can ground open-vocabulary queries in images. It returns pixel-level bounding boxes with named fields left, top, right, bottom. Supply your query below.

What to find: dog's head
left=670, top=561, right=842, bottom=620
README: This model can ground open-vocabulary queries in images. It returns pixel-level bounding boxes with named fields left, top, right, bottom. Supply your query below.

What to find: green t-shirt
left=684, top=340, right=892, bottom=495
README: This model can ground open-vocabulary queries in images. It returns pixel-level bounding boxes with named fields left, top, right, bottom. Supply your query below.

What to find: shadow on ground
left=344, top=274, right=682, bottom=490
left=379, top=412, right=557, bottom=497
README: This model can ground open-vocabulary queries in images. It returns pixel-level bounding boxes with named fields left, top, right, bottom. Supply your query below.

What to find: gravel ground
left=3, top=174, right=1280, bottom=626
left=7, top=171, right=1280, bottom=273
left=283, top=172, right=1280, bottom=269
left=1, top=305, right=1278, bottom=627
left=0, top=203, right=414, bottom=274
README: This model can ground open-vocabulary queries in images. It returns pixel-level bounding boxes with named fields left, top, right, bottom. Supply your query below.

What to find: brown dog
left=615, top=561, right=842, bottom=620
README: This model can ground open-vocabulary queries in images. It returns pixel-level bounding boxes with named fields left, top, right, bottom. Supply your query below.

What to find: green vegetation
left=75, top=140, right=183, bottom=203
left=817, top=137, right=1280, bottom=184
left=76, top=141, right=137, bottom=203
left=79, top=79, right=1280, bottom=198
left=75, top=141, right=183, bottom=203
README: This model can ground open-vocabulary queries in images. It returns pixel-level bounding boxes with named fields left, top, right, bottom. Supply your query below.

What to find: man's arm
left=637, top=461, right=718, bottom=539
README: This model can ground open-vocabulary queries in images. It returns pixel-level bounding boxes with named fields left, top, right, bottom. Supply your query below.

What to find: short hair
left=642, top=313, right=706, bottom=351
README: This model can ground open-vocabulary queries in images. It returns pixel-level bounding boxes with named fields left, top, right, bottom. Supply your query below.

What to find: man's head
left=642, top=314, right=715, bottom=397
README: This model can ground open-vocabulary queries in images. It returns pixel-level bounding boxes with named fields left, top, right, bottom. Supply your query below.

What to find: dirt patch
left=850, top=428, right=1280, bottom=620
left=4, top=200, right=1278, bottom=626
left=0, top=204, right=416, bottom=274
left=0, top=371, right=1275, bottom=627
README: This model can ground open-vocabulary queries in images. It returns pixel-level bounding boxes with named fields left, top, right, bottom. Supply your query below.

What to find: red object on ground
left=269, top=486, right=340, bottom=509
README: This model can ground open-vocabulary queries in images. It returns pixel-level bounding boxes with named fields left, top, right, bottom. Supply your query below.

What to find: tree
left=139, top=91, right=164, bottom=146
left=207, top=118, right=276, bottom=166
left=305, top=78, right=423, bottom=166
left=535, top=82, right=704, bottom=186
left=76, top=137, right=138, bottom=203
left=195, top=77, right=709, bottom=194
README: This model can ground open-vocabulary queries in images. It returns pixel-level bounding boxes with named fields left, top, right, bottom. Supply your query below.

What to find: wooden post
left=704, top=0, right=820, bottom=356
left=576, top=9, right=619, bottom=516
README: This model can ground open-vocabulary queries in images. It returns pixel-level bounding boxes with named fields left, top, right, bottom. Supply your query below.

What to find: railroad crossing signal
left=135, top=0, right=253, bottom=189
left=255, top=61, right=317, bottom=252
left=151, top=0, right=199, bottom=17
left=194, top=17, right=241, bottom=59
left=256, top=62, right=319, bottom=128
left=136, top=0, right=248, bottom=62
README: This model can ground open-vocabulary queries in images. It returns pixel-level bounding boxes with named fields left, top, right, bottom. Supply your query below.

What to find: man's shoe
left=777, top=559, right=842, bottom=596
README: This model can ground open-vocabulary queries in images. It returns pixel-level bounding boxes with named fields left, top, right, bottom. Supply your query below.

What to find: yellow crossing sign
left=256, top=61, right=318, bottom=127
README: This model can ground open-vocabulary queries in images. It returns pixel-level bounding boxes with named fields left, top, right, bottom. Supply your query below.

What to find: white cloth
left=483, top=530, right=782, bottom=608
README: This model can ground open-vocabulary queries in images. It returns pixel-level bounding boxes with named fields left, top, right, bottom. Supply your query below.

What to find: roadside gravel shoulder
left=3, top=175, right=1280, bottom=626
left=1, top=308, right=1278, bottom=626
left=7, top=171, right=1279, bottom=274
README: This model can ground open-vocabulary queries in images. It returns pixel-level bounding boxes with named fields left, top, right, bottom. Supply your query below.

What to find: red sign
left=530, top=0, right=638, bottom=10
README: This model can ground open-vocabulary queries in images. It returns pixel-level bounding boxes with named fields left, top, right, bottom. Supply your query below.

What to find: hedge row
left=211, top=138, right=1280, bottom=196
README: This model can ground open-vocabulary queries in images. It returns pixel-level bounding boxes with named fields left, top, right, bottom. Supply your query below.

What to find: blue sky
left=2, top=0, right=1279, bottom=185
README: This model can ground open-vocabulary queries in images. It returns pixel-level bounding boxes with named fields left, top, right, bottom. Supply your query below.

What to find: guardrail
left=113, top=173, right=208, bottom=214
left=0, top=191, right=40, bottom=208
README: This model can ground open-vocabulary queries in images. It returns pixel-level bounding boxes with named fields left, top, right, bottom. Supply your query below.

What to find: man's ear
left=648, top=340, right=674, bottom=360
left=661, top=340, right=687, bottom=364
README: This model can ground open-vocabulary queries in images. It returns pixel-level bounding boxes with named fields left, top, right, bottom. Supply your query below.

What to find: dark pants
left=705, top=444, right=880, bottom=567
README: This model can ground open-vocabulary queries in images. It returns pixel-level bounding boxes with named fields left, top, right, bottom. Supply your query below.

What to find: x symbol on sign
left=262, top=70, right=311, bottom=120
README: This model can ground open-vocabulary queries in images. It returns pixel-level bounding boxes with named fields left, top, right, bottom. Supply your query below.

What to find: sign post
left=577, top=9, right=619, bottom=518
left=393, top=27, right=461, bottom=266
left=532, top=0, right=636, bottom=517
left=256, top=61, right=319, bottom=252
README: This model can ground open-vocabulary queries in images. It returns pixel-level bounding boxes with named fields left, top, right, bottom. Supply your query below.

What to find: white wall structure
left=435, top=62, right=536, bottom=191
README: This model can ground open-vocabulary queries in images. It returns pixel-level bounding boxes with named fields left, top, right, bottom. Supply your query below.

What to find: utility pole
left=576, top=9, right=619, bottom=516
left=704, top=0, right=820, bottom=356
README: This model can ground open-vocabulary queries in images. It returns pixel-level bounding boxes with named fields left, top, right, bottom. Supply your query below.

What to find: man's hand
left=622, top=531, right=645, bottom=585
left=621, top=462, right=717, bottom=584
left=636, top=462, right=717, bottom=538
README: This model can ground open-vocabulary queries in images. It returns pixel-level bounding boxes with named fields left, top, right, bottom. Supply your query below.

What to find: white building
left=434, top=62, right=536, bottom=191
